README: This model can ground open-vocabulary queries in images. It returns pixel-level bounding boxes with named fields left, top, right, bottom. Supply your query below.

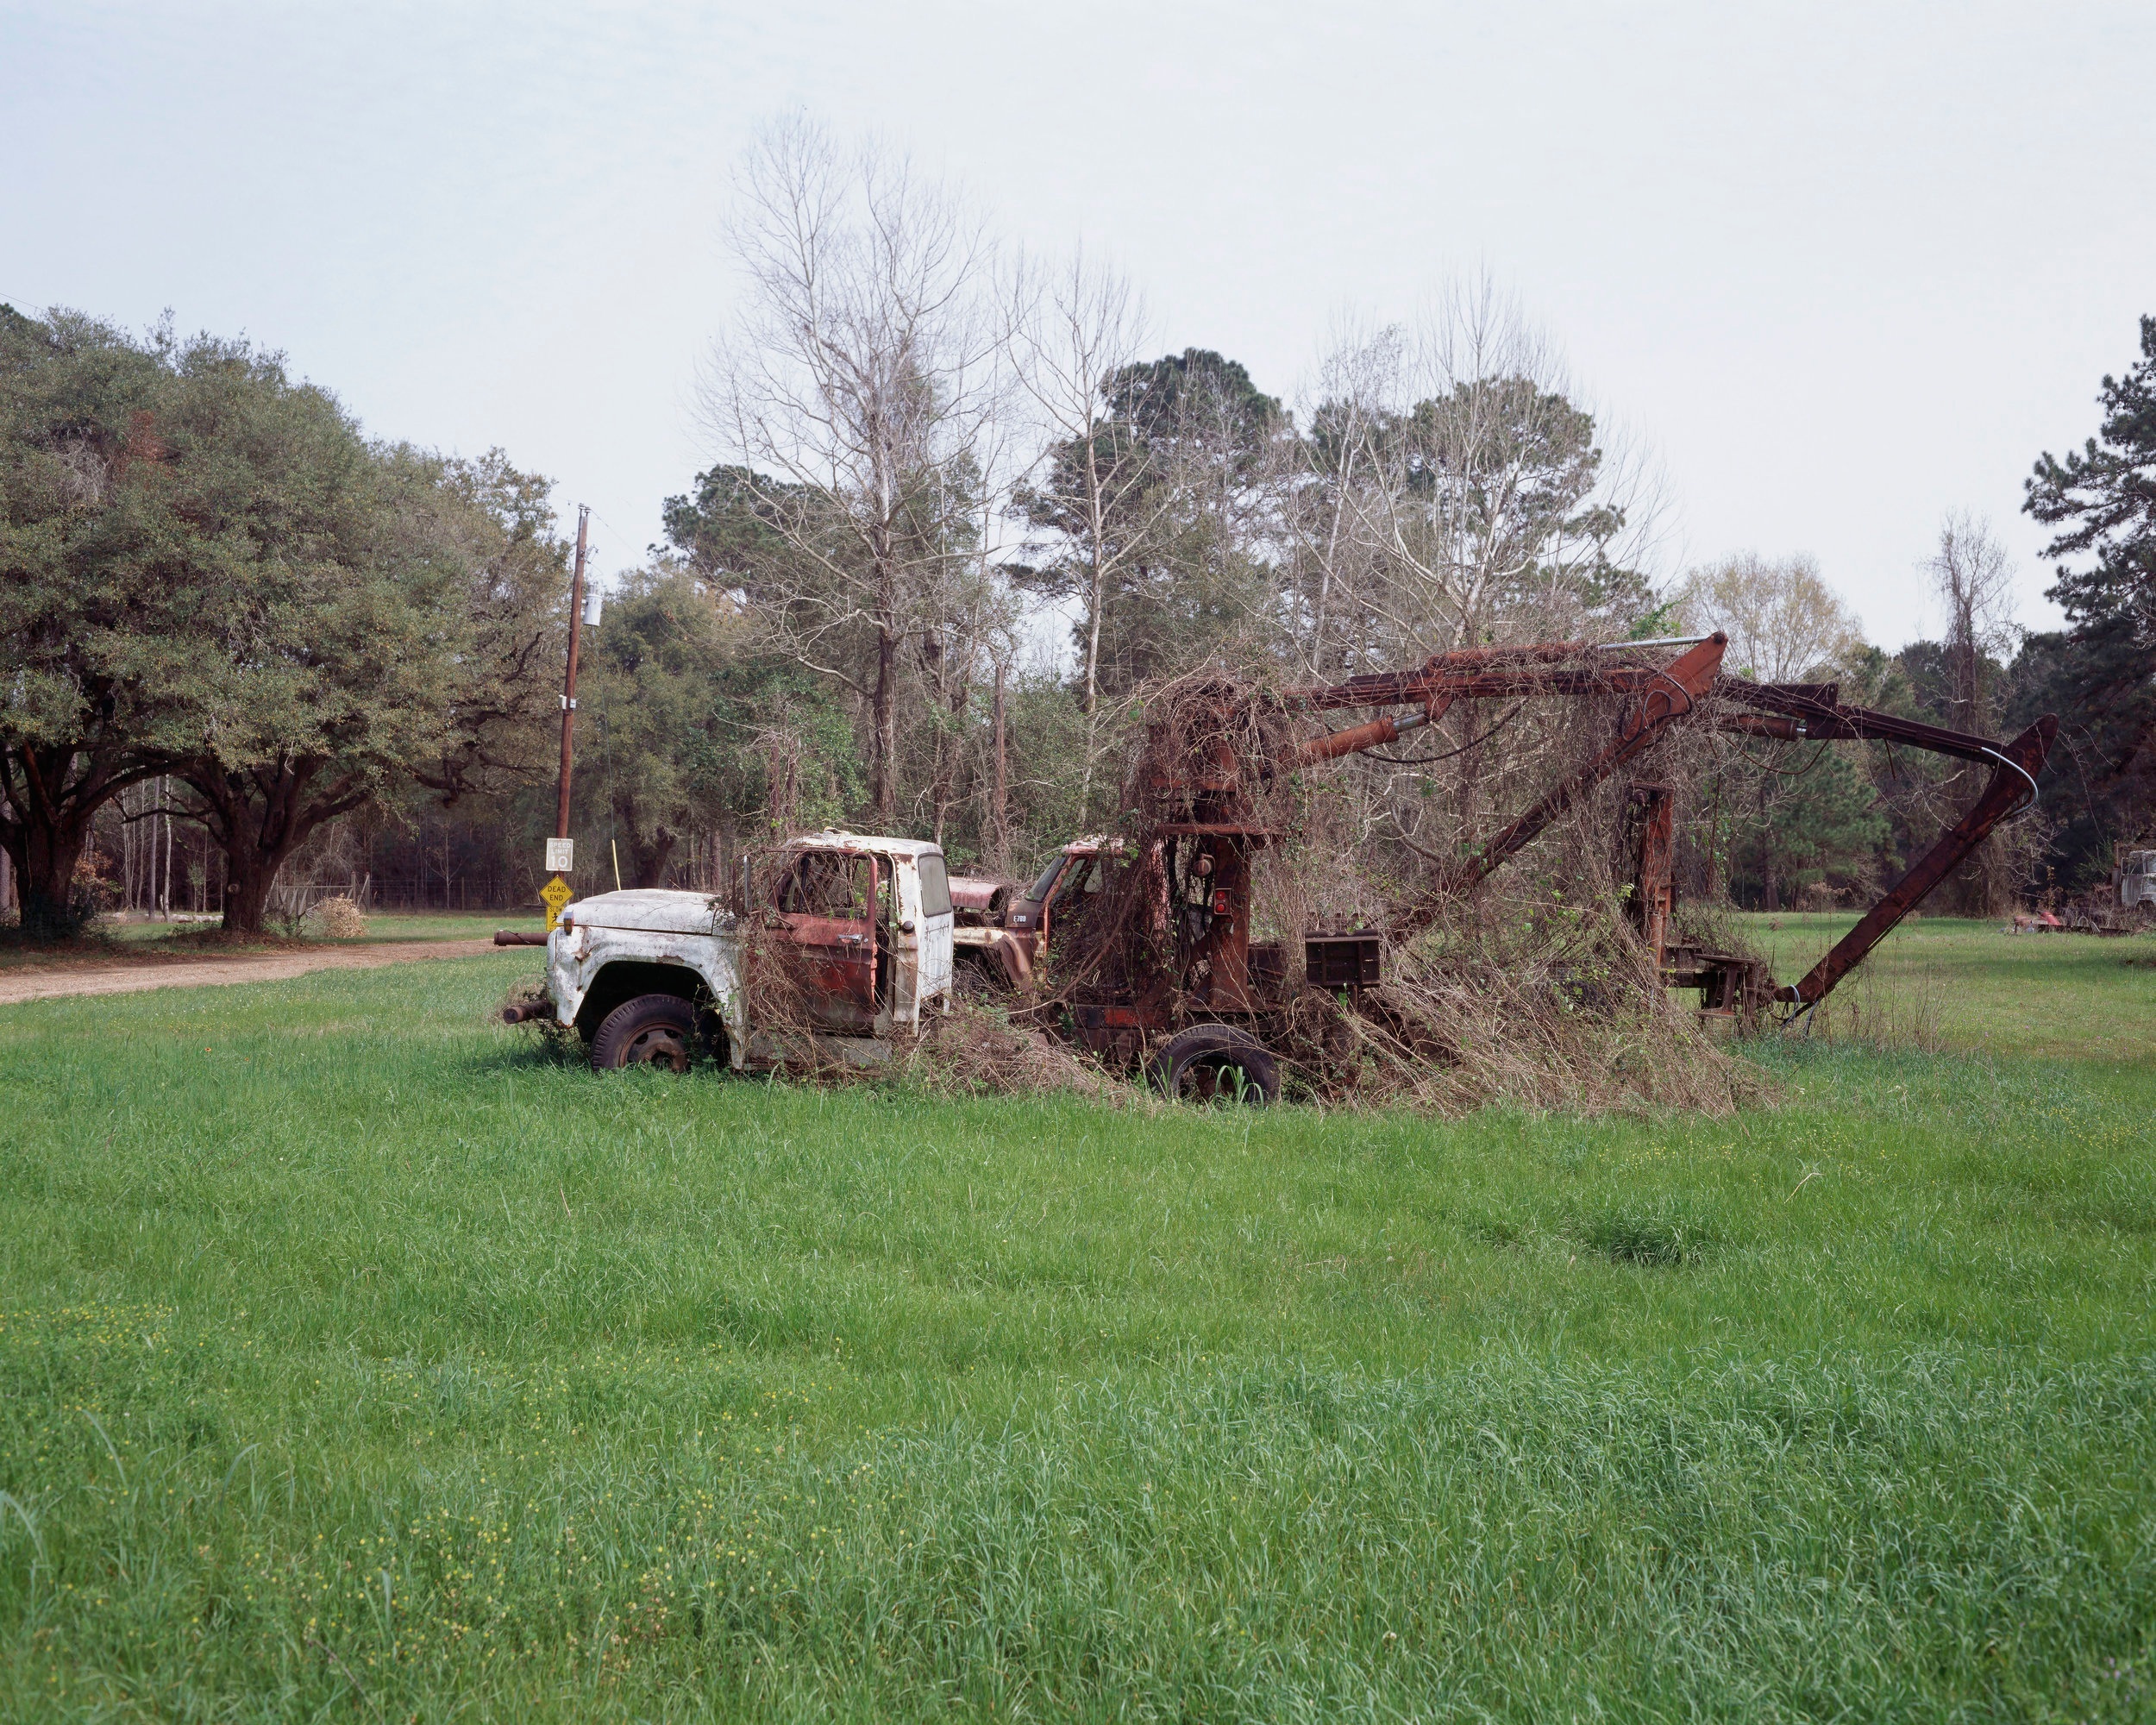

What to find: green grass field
left=1, top=924, right=2152, bottom=1719
left=1739, top=911, right=2156, bottom=1065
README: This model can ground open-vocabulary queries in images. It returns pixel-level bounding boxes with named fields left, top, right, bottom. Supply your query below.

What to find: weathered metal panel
left=546, top=913, right=742, bottom=1030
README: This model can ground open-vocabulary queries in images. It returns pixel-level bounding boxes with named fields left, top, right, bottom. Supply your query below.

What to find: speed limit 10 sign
left=545, top=838, right=574, bottom=873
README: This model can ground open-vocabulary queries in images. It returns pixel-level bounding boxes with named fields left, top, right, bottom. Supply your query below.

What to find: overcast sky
left=7, top=0, right=2152, bottom=650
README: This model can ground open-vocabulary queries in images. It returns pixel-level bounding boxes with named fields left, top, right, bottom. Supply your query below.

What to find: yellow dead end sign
left=540, top=874, right=573, bottom=932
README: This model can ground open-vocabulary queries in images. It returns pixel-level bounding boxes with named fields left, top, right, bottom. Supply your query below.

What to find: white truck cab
left=542, top=831, right=956, bottom=1071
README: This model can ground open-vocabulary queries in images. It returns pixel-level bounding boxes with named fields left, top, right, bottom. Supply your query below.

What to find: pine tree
left=2021, top=316, right=2156, bottom=863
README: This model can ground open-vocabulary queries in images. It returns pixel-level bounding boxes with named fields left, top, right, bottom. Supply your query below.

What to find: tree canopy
left=0, top=306, right=565, bottom=933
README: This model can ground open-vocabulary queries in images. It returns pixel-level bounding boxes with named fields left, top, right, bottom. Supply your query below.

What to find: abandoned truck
left=503, top=831, right=956, bottom=1071
left=508, top=636, right=2056, bottom=1098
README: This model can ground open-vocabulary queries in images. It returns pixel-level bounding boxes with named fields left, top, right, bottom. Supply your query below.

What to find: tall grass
left=1, top=955, right=2152, bottom=1718
left=1743, top=911, right=2156, bottom=1064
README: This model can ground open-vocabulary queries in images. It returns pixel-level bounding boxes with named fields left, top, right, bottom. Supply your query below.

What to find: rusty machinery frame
left=1031, top=631, right=2055, bottom=1054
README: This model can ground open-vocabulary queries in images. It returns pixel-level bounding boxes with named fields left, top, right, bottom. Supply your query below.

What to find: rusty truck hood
left=561, top=889, right=727, bottom=935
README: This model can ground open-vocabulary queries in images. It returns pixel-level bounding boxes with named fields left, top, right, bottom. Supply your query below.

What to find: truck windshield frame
left=916, top=850, right=953, bottom=919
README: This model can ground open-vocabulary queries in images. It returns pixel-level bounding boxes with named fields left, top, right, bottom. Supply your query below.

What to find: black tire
left=589, top=993, right=699, bottom=1073
left=1149, top=1024, right=1279, bottom=1105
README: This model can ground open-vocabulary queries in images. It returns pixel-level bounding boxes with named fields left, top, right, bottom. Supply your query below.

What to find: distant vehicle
left=2116, top=846, right=2156, bottom=911
left=507, top=831, right=956, bottom=1072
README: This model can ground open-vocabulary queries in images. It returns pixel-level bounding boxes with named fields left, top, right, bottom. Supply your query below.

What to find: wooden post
left=1626, top=781, right=1675, bottom=972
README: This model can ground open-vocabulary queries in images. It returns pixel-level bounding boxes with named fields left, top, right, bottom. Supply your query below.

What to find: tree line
left=0, top=306, right=563, bottom=935
left=4, top=124, right=2151, bottom=938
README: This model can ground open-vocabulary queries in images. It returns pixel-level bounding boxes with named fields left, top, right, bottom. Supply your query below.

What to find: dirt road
left=0, top=939, right=501, bottom=1006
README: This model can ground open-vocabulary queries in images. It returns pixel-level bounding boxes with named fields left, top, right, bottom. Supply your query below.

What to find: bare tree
left=1004, top=248, right=1161, bottom=718
left=1288, top=317, right=1398, bottom=679
left=1295, top=281, right=1665, bottom=674
left=1922, top=512, right=2023, bottom=912
left=1925, top=511, right=2018, bottom=735
left=699, top=118, right=1001, bottom=820
left=1286, top=285, right=1666, bottom=866
left=1675, top=552, right=1867, bottom=912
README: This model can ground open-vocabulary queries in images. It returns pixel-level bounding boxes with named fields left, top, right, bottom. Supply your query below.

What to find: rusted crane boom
left=1281, top=637, right=1728, bottom=938
left=1381, top=634, right=1730, bottom=935
left=1775, top=717, right=2055, bottom=1011
left=1000, top=636, right=2057, bottom=1065
left=1706, top=679, right=2059, bottom=1013
left=1286, top=638, right=1723, bottom=712
left=1284, top=645, right=2059, bottom=1021
left=1715, top=678, right=2017, bottom=765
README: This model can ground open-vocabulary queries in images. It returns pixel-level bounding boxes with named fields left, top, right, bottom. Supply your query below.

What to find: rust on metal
left=1716, top=679, right=2014, bottom=768
left=1782, top=716, right=2057, bottom=1008
left=1383, top=633, right=1729, bottom=934
left=1626, top=783, right=1675, bottom=965
left=947, top=876, right=1011, bottom=917
left=942, top=629, right=2058, bottom=1058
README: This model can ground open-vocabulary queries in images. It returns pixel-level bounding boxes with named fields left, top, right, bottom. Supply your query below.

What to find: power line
left=584, top=506, right=667, bottom=581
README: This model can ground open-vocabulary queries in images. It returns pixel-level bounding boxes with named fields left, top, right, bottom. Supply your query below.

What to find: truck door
left=772, top=848, right=878, bottom=1032
left=911, top=849, right=956, bottom=1011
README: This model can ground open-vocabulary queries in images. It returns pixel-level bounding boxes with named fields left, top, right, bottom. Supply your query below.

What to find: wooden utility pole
left=555, top=505, right=591, bottom=840
left=534, top=507, right=592, bottom=932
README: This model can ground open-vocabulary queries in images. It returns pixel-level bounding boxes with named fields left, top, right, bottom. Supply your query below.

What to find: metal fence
left=267, top=874, right=536, bottom=918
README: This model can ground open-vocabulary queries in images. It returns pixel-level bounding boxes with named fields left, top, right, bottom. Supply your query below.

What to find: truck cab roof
left=781, top=831, right=946, bottom=860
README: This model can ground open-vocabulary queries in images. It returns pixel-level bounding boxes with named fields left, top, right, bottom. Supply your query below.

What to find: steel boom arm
left=1377, top=634, right=1730, bottom=938
left=1779, top=716, right=2056, bottom=1009
left=1278, top=641, right=2055, bottom=1017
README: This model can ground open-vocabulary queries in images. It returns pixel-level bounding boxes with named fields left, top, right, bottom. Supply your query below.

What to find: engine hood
left=560, top=889, right=729, bottom=936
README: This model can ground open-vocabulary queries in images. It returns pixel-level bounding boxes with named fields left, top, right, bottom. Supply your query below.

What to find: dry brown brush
left=733, top=882, right=1130, bottom=1101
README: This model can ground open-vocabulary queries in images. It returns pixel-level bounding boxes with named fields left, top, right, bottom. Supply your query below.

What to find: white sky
left=7, top=0, right=2153, bottom=649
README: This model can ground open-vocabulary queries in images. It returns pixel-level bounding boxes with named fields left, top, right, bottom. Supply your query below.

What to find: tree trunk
left=3, top=822, right=92, bottom=941
left=871, top=621, right=899, bottom=822
left=991, top=662, right=1009, bottom=872
left=185, top=756, right=354, bottom=934
left=1, top=742, right=159, bottom=942
left=619, top=812, right=676, bottom=889
left=1083, top=550, right=1104, bottom=718
left=220, top=841, right=283, bottom=935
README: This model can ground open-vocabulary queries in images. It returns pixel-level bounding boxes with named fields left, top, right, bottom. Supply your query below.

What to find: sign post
left=540, top=873, right=573, bottom=931
left=542, top=837, right=575, bottom=932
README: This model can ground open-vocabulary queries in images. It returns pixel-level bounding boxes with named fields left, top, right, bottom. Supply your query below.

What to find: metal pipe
left=1979, top=744, right=2041, bottom=816
left=1288, top=707, right=1431, bottom=768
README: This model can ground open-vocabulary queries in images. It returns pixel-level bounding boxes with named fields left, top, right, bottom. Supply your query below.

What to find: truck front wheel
left=589, top=994, right=698, bottom=1073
